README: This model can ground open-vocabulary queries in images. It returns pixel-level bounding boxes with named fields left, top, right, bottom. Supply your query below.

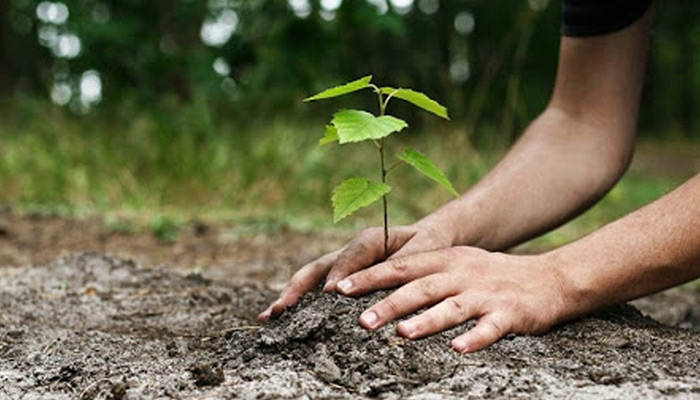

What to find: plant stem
left=380, top=138, right=389, bottom=259
left=373, top=84, right=390, bottom=259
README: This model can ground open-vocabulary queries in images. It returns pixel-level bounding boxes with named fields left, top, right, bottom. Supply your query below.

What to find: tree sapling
left=305, top=75, right=458, bottom=258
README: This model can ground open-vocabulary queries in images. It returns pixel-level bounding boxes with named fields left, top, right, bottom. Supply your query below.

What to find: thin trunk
left=0, top=0, right=13, bottom=96
left=501, top=8, right=537, bottom=142
left=680, top=0, right=695, bottom=136
left=436, top=0, right=453, bottom=100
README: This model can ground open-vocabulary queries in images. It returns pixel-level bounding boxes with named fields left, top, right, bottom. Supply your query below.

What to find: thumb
left=325, top=226, right=416, bottom=290
left=389, top=235, right=444, bottom=260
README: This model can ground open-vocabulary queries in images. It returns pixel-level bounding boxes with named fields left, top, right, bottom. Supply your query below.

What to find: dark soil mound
left=1, top=253, right=700, bottom=399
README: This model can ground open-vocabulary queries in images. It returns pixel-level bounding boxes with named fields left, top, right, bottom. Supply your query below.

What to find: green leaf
left=304, top=75, right=373, bottom=102
left=331, top=109, right=408, bottom=144
left=396, top=148, right=459, bottom=196
left=332, top=178, right=391, bottom=223
left=380, top=87, right=449, bottom=120
left=319, top=125, right=339, bottom=146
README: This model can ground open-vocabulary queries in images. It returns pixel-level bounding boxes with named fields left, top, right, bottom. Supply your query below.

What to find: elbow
left=587, top=119, right=636, bottom=193
left=593, top=126, right=635, bottom=187
left=540, top=106, right=637, bottom=197
left=575, top=121, right=636, bottom=200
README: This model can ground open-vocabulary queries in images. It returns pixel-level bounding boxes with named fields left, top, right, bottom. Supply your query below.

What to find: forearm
left=418, top=108, right=632, bottom=250
left=417, top=9, right=651, bottom=251
left=548, top=174, right=700, bottom=319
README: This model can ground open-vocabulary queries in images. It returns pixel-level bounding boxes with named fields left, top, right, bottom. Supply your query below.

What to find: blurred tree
left=1, top=0, right=699, bottom=138
left=0, top=0, right=14, bottom=94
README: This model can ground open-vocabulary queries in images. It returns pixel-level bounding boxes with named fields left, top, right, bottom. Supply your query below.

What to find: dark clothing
left=562, top=0, right=653, bottom=37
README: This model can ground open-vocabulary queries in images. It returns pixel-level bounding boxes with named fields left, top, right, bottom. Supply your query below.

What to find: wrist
left=415, top=199, right=487, bottom=247
left=539, top=248, right=600, bottom=323
left=413, top=210, right=461, bottom=247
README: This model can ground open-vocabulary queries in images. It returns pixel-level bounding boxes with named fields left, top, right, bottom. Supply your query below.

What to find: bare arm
left=551, top=173, right=700, bottom=319
left=421, top=10, right=651, bottom=250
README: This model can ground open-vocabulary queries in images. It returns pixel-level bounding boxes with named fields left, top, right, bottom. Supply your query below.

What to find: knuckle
left=304, top=261, right=327, bottom=276
left=357, top=227, right=379, bottom=243
left=351, top=270, right=371, bottom=286
left=349, top=239, right=370, bottom=257
left=417, top=312, right=436, bottom=330
left=416, top=278, right=437, bottom=298
left=443, top=247, right=464, bottom=258
left=381, top=297, right=402, bottom=316
left=441, top=248, right=468, bottom=267
left=498, top=293, right=517, bottom=310
left=313, top=252, right=337, bottom=269
left=285, top=279, right=303, bottom=294
left=449, top=246, right=488, bottom=262
left=389, top=258, right=410, bottom=275
left=484, top=317, right=505, bottom=338
left=445, top=297, right=467, bottom=320
left=335, top=248, right=364, bottom=271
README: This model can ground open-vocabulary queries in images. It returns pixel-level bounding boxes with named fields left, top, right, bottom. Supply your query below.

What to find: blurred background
left=0, top=0, right=699, bottom=252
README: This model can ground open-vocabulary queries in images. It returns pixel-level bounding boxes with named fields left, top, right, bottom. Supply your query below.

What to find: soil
left=2, top=252, right=700, bottom=399
left=0, top=209, right=350, bottom=289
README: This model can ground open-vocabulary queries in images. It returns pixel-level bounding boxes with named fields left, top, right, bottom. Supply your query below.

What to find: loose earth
left=1, top=253, right=699, bottom=399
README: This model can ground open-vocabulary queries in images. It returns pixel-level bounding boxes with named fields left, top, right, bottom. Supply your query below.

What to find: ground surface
left=1, top=252, right=700, bottom=400
left=0, top=210, right=349, bottom=288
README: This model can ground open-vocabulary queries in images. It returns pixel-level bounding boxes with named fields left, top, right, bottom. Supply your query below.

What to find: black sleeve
left=562, top=0, right=653, bottom=37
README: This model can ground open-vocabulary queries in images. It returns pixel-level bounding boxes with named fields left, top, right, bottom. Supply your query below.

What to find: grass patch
left=0, top=97, right=687, bottom=249
left=522, top=173, right=679, bottom=251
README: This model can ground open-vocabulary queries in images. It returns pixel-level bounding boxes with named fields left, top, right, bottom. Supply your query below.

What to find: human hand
left=258, top=223, right=453, bottom=322
left=334, top=247, right=568, bottom=353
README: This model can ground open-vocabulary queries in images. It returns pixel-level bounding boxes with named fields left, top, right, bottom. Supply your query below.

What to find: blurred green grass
left=521, top=174, right=678, bottom=250
left=0, top=98, right=686, bottom=251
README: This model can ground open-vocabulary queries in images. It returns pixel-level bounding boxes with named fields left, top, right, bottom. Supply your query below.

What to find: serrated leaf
left=397, top=148, right=458, bottom=196
left=331, top=110, right=408, bottom=144
left=304, top=75, right=373, bottom=102
left=381, top=87, right=449, bottom=120
left=319, top=125, right=339, bottom=146
left=332, top=178, right=391, bottom=223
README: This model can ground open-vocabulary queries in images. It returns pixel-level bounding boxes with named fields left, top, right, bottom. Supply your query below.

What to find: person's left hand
left=334, top=246, right=569, bottom=353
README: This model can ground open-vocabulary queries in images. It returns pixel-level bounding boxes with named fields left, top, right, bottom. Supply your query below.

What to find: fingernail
left=360, top=311, right=379, bottom=329
left=336, top=279, right=352, bottom=293
left=451, top=338, right=469, bottom=353
left=399, top=321, right=417, bottom=338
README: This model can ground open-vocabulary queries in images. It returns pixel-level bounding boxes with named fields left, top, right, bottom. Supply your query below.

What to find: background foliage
left=0, top=0, right=698, bottom=246
left=1, top=0, right=698, bottom=134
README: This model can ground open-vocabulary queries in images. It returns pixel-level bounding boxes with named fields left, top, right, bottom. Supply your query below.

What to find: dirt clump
left=1, top=253, right=700, bottom=399
left=190, top=362, right=225, bottom=387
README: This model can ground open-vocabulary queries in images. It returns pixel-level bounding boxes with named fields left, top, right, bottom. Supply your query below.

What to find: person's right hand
left=257, top=223, right=454, bottom=322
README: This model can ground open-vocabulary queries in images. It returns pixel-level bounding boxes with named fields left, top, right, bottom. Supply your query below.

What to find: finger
left=358, top=273, right=454, bottom=330
left=258, top=249, right=341, bottom=322
left=397, top=295, right=479, bottom=340
left=336, top=250, right=448, bottom=296
left=451, top=313, right=509, bottom=353
left=387, top=224, right=453, bottom=260
left=388, top=234, right=441, bottom=260
left=389, top=241, right=432, bottom=260
left=325, top=227, right=415, bottom=291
